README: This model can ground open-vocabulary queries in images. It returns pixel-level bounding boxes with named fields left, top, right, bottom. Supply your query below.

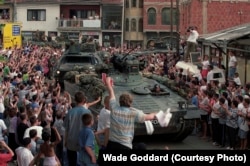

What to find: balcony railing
left=0, top=19, right=12, bottom=24
left=58, top=18, right=101, bottom=29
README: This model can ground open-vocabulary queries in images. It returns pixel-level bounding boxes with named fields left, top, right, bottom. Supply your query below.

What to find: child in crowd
left=53, top=111, right=65, bottom=164
left=29, top=129, right=39, bottom=156
left=237, top=98, right=250, bottom=150
left=224, top=100, right=239, bottom=150
left=198, top=90, right=210, bottom=139
left=79, top=113, right=97, bottom=166
left=217, top=97, right=227, bottom=148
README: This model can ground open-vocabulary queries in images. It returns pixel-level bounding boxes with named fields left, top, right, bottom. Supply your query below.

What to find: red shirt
left=0, top=153, right=13, bottom=166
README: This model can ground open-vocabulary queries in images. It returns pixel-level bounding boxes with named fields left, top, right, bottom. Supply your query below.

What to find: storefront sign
left=12, top=25, right=20, bottom=36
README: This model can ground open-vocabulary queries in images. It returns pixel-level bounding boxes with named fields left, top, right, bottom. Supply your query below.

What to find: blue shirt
left=31, top=101, right=39, bottom=110
left=191, top=95, right=198, bottom=107
left=63, top=106, right=91, bottom=151
left=79, top=126, right=95, bottom=165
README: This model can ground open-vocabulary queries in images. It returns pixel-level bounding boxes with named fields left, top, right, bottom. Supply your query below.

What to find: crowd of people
left=0, top=39, right=249, bottom=166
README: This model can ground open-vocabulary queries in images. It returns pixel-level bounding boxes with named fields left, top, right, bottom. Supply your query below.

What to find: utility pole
left=170, top=0, right=173, bottom=50
left=121, top=0, right=124, bottom=49
left=176, top=0, right=180, bottom=56
left=13, top=0, right=17, bottom=22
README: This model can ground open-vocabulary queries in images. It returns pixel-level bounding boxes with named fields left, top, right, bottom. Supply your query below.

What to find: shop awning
left=198, top=23, right=250, bottom=44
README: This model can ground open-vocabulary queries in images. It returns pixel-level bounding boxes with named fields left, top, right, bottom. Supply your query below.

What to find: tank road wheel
left=171, top=119, right=195, bottom=142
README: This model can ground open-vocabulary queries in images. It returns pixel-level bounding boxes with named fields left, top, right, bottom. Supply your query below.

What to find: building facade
left=143, top=0, right=179, bottom=49
left=179, top=0, right=250, bottom=37
left=101, top=0, right=124, bottom=48
left=1, top=0, right=250, bottom=49
left=124, top=0, right=144, bottom=49
left=16, top=3, right=60, bottom=42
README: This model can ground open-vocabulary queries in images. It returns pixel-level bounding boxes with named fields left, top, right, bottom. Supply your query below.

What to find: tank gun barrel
left=121, top=46, right=138, bottom=61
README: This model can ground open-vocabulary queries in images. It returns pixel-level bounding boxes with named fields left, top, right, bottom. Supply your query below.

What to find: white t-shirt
left=237, top=102, right=244, bottom=127
left=0, top=119, right=7, bottom=140
left=10, top=72, right=18, bottom=79
left=7, top=50, right=12, bottom=58
left=0, top=96, right=5, bottom=113
left=187, top=30, right=199, bottom=43
left=23, top=126, right=43, bottom=139
left=238, top=103, right=244, bottom=112
left=211, top=101, right=220, bottom=119
left=200, top=85, right=207, bottom=92
left=97, top=107, right=111, bottom=131
left=207, top=71, right=213, bottom=83
left=202, top=60, right=209, bottom=70
left=228, top=56, right=237, bottom=67
left=234, top=77, right=241, bottom=86
left=15, top=147, right=34, bottom=166
left=97, top=107, right=111, bottom=144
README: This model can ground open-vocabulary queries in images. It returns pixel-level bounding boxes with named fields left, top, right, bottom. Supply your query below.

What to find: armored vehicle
left=53, top=43, right=108, bottom=90
left=64, top=50, right=201, bottom=141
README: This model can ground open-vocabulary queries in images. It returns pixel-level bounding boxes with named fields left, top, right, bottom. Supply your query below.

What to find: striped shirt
left=109, top=98, right=145, bottom=149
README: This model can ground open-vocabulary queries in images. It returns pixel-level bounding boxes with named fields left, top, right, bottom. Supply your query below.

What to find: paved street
left=147, top=135, right=221, bottom=150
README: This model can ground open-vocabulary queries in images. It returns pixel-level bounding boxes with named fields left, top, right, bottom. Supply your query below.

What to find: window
left=131, top=18, right=136, bottom=31
left=162, top=8, right=170, bottom=25
left=102, top=6, right=122, bottom=30
left=126, top=18, right=129, bottom=31
left=71, top=9, right=97, bottom=19
left=22, top=31, right=46, bottom=41
left=22, top=31, right=33, bottom=41
left=126, top=0, right=129, bottom=8
left=161, top=8, right=177, bottom=25
left=139, top=0, right=143, bottom=8
left=213, top=73, right=222, bottom=79
left=0, top=8, right=10, bottom=19
left=65, top=56, right=92, bottom=63
left=132, top=0, right=137, bottom=7
left=138, top=18, right=143, bottom=32
left=172, top=9, right=177, bottom=25
left=148, top=8, right=156, bottom=25
left=27, top=9, right=46, bottom=21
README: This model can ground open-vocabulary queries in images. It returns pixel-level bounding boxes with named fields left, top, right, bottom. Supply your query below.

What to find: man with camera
left=185, top=26, right=199, bottom=62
